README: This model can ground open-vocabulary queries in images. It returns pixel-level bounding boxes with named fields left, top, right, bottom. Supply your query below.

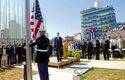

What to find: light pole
left=25, top=0, right=32, bottom=80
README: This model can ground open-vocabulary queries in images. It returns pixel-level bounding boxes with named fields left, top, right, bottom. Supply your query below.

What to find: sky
left=38, top=0, right=125, bottom=39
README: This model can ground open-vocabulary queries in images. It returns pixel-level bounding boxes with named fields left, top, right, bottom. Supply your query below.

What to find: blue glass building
left=81, top=6, right=117, bottom=39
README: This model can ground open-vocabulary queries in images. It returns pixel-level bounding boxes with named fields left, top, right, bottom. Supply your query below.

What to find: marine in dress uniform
left=30, top=29, right=50, bottom=80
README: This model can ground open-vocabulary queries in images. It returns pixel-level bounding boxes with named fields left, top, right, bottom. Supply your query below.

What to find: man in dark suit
left=17, top=44, right=22, bottom=63
left=30, top=29, right=50, bottom=80
left=0, top=43, right=3, bottom=68
left=103, top=40, right=110, bottom=60
left=54, top=32, right=63, bottom=62
left=6, top=44, right=13, bottom=66
left=86, top=39, right=93, bottom=59
left=95, top=39, right=100, bottom=60
left=10, top=45, right=14, bottom=65
left=81, top=39, right=86, bottom=58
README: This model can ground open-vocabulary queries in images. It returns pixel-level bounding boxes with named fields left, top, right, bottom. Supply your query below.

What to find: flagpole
left=0, top=0, right=2, bottom=40
left=44, top=10, right=46, bottom=30
left=21, top=0, right=23, bottom=40
left=0, top=0, right=1, bottom=30
left=25, top=0, right=32, bottom=80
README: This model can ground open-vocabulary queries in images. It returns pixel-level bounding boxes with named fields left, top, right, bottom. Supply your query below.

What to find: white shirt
left=110, top=39, right=117, bottom=47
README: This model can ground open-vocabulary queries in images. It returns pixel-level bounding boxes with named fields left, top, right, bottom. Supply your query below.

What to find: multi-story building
left=74, top=33, right=81, bottom=41
left=81, top=5, right=117, bottom=39
left=0, top=0, right=29, bottom=42
left=9, top=20, right=21, bottom=39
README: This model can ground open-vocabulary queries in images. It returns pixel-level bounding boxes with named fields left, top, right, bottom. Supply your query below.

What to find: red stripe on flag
left=34, top=20, right=42, bottom=37
left=31, top=15, right=34, bottom=19
left=30, top=22, right=34, bottom=25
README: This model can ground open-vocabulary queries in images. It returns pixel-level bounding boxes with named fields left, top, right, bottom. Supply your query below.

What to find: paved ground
left=87, top=59, right=125, bottom=70
left=1, top=49, right=125, bottom=80
left=18, top=58, right=125, bottom=80
left=19, top=61, right=91, bottom=80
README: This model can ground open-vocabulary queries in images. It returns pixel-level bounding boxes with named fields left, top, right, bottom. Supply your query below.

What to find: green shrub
left=67, top=50, right=81, bottom=59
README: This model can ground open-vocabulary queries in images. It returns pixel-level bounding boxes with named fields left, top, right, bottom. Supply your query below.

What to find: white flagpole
left=21, top=0, right=23, bottom=39
left=25, top=0, right=32, bottom=80
left=22, top=0, right=25, bottom=40
left=6, top=0, right=7, bottom=29
left=44, top=10, right=46, bottom=30
left=0, top=0, right=2, bottom=30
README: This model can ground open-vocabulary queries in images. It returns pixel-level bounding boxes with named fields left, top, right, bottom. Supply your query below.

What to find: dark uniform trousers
left=36, top=51, right=49, bottom=80
left=38, top=62, right=49, bottom=80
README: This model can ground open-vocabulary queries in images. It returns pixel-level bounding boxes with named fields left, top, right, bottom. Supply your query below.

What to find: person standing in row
left=17, top=44, right=22, bottom=63
left=13, top=44, right=17, bottom=64
left=95, top=39, right=100, bottom=60
left=81, top=39, right=86, bottom=58
left=30, top=29, right=50, bottom=80
left=54, top=32, right=63, bottom=62
left=86, top=39, right=93, bottom=60
left=0, top=42, right=3, bottom=68
left=6, top=44, right=13, bottom=66
left=117, top=36, right=124, bottom=50
left=103, top=39, right=110, bottom=60
left=110, top=37, right=117, bottom=57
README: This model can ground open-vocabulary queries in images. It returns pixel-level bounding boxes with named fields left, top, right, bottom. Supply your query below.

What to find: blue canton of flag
left=35, top=0, right=43, bottom=21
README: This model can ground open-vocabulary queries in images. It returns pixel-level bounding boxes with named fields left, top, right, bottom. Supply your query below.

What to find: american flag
left=30, top=0, right=44, bottom=40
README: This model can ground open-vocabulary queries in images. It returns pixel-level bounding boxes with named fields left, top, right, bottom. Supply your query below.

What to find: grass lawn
left=0, top=67, right=38, bottom=80
left=83, top=68, right=125, bottom=80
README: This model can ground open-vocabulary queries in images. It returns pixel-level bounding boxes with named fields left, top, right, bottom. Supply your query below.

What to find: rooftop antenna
left=94, top=0, right=102, bottom=8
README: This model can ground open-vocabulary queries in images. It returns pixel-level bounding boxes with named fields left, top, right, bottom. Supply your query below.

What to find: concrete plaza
left=18, top=58, right=125, bottom=80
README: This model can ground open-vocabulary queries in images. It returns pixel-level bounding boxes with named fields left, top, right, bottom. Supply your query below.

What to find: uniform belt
left=35, top=49, right=48, bottom=52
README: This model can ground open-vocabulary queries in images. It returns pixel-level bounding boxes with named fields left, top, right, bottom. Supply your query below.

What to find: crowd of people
left=0, top=42, right=27, bottom=68
left=66, top=36, right=125, bottom=60
left=0, top=31, right=125, bottom=80
left=0, top=35, right=125, bottom=68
